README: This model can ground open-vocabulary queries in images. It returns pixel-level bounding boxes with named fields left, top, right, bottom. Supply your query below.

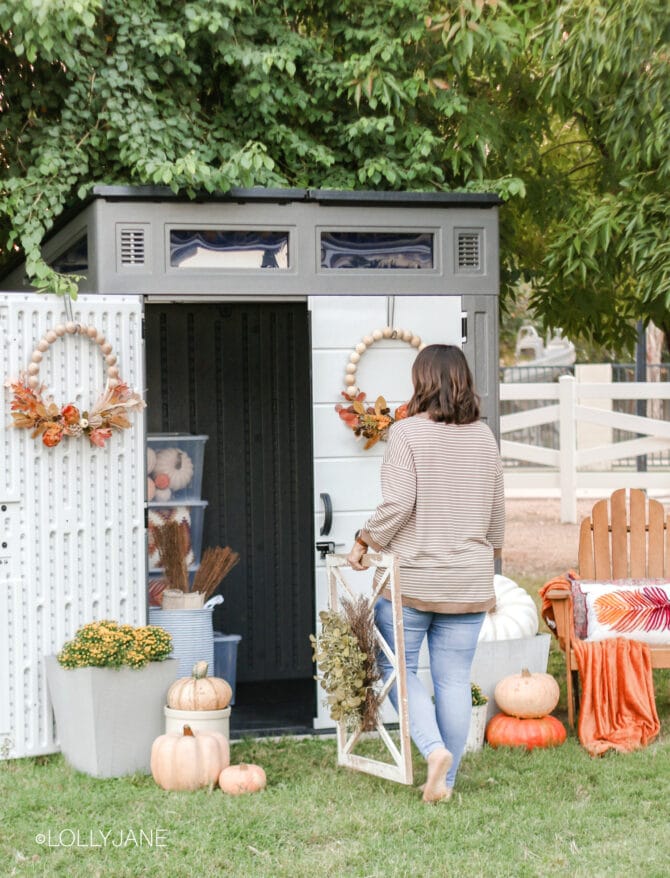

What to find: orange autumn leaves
left=8, top=376, right=145, bottom=448
left=335, top=392, right=408, bottom=449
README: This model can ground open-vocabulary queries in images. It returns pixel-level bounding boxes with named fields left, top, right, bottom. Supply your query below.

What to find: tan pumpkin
left=494, top=668, right=560, bottom=718
left=151, top=725, right=230, bottom=791
left=167, top=661, right=232, bottom=711
left=219, top=763, right=266, bottom=796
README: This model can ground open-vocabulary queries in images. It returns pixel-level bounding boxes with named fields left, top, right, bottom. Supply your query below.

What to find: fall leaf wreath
left=335, top=326, right=425, bottom=448
left=7, top=322, right=145, bottom=448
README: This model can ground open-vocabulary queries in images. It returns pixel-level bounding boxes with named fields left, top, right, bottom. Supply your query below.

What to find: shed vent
left=120, top=228, right=146, bottom=265
left=456, top=229, right=482, bottom=272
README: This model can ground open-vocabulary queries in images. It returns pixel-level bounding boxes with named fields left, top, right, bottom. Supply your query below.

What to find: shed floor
left=229, top=678, right=317, bottom=739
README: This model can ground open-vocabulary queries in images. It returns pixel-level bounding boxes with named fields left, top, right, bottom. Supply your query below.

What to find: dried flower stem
left=339, top=595, right=382, bottom=731
left=154, top=520, right=189, bottom=592
left=192, top=546, right=240, bottom=601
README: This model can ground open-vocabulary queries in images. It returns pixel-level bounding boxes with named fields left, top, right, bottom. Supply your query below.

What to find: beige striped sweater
left=360, top=413, right=504, bottom=613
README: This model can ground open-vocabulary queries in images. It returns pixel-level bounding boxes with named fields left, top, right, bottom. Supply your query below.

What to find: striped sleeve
left=487, top=458, right=505, bottom=549
left=361, top=426, right=416, bottom=551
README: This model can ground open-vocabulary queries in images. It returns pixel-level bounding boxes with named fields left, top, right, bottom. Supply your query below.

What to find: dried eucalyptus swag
left=310, top=595, right=381, bottom=731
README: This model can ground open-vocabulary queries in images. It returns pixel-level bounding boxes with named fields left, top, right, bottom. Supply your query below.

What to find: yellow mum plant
left=57, top=620, right=172, bottom=670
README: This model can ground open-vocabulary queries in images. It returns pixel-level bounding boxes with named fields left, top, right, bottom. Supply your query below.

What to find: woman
left=347, top=344, right=504, bottom=803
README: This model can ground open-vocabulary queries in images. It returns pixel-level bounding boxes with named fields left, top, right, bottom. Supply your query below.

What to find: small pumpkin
left=168, top=661, right=232, bottom=711
left=151, top=724, right=230, bottom=791
left=486, top=714, right=566, bottom=751
left=219, top=763, right=266, bottom=795
left=154, top=472, right=170, bottom=490
left=154, top=447, right=194, bottom=492
left=478, top=575, right=539, bottom=642
left=494, top=668, right=560, bottom=718
left=147, top=446, right=157, bottom=475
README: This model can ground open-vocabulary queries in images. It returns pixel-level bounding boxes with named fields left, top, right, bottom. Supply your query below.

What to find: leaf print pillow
left=579, top=580, right=670, bottom=644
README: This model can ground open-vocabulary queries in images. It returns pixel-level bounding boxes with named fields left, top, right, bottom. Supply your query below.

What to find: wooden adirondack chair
left=545, top=488, right=670, bottom=727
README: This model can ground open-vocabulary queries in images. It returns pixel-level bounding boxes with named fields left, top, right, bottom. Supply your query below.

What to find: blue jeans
left=374, top=598, right=485, bottom=789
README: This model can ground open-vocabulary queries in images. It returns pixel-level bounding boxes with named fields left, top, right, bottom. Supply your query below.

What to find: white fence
left=501, top=375, right=670, bottom=522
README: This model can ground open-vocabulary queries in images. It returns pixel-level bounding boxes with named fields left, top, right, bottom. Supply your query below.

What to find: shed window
left=320, top=232, right=433, bottom=269
left=50, top=235, right=88, bottom=274
left=170, top=230, right=289, bottom=269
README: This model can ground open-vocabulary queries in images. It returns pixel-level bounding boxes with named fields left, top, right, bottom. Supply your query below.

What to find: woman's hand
left=346, top=542, right=368, bottom=571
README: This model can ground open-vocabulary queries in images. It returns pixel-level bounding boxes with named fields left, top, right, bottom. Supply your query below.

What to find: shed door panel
left=0, top=294, right=145, bottom=759
left=145, top=303, right=314, bottom=682
left=309, top=294, right=463, bottom=728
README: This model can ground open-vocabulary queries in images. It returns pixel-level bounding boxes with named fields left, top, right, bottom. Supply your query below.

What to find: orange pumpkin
left=219, top=763, right=267, bottom=795
left=167, top=661, right=232, bottom=711
left=494, top=668, right=560, bottom=718
left=151, top=725, right=230, bottom=791
left=486, top=714, right=566, bottom=751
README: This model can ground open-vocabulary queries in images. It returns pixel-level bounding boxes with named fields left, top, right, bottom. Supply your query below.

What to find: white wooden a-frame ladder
left=325, top=553, right=413, bottom=785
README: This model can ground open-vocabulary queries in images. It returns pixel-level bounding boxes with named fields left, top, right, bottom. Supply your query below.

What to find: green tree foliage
left=0, top=1, right=667, bottom=353
left=530, top=0, right=670, bottom=350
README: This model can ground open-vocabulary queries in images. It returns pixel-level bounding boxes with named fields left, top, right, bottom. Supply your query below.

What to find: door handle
left=315, top=540, right=345, bottom=559
left=319, top=492, right=332, bottom=536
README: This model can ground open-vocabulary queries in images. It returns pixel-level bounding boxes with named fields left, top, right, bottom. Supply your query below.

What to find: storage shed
left=0, top=186, right=500, bottom=755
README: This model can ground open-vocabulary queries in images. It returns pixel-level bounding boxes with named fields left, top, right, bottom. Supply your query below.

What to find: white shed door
left=0, top=294, right=145, bottom=759
left=310, top=295, right=463, bottom=728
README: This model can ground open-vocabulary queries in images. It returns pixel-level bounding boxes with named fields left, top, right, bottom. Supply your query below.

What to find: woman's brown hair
left=406, top=344, right=480, bottom=424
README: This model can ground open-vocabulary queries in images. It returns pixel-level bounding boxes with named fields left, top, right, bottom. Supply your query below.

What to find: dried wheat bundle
left=340, top=594, right=382, bottom=732
left=154, top=520, right=189, bottom=592
left=192, top=546, right=240, bottom=601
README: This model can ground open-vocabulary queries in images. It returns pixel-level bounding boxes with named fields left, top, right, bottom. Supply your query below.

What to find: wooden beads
left=27, top=322, right=122, bottom=390
left=343, top=327, right=423, bottom=398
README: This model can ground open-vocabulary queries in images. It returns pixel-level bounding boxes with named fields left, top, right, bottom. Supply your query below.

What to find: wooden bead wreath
left=8, top=322, right=145, bottom=448
left=335, top=326, right=426, bottom=449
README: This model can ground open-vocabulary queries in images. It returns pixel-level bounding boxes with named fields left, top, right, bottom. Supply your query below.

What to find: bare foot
left=422, top=747, right=453, bottom=803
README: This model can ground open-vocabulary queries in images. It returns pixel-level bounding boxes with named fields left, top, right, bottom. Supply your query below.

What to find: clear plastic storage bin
left=148, top=500, right=208, bottom=572
left=146, top=434, right=208, bottom=502
left=213, top=633, right=242, bottom=705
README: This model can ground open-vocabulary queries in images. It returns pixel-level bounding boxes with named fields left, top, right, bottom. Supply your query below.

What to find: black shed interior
left=145, top=301, right=316, bottom=736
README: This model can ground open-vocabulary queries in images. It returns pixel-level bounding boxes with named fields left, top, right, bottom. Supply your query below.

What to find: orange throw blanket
left=539, top=576, right=660, bottom=756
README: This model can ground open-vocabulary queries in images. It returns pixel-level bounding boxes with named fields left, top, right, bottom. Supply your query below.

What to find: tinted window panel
left=51, top=235, right=88, bottom=274
left=170, top=230, right=289, bottom=269
left=321, top=232, right=433, bottom=269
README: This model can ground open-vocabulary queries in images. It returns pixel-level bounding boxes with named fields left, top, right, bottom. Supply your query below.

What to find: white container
left=148, top=607, right=214, bottom=677
left=464, top=703, right=488, bottom=753
left=470, top=633, right=551, bottom=722
left=164, top=705, right=231, bottom=738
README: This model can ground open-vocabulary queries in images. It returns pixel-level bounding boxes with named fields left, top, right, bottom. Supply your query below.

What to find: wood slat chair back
left=578, top=488, right=670, bottom=580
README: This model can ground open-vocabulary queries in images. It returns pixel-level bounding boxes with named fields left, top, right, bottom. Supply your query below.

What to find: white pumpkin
left=478, top=575, right=539, bottom=641
left=147, top=446, right=157, bottom=475
left=154, top=448, right=194, bottom=492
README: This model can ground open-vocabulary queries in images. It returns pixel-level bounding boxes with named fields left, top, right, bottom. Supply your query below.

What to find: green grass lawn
left=3, top=573, right=669, bottom=878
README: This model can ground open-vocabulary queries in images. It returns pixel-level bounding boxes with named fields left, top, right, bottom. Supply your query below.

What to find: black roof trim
left=91, top=185, right=501, bottom=208
left=309, top=189, right=501, bottom=207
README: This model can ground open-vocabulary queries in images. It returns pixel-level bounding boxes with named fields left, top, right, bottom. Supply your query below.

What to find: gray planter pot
left=44, top=656, right=178, bottom=778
